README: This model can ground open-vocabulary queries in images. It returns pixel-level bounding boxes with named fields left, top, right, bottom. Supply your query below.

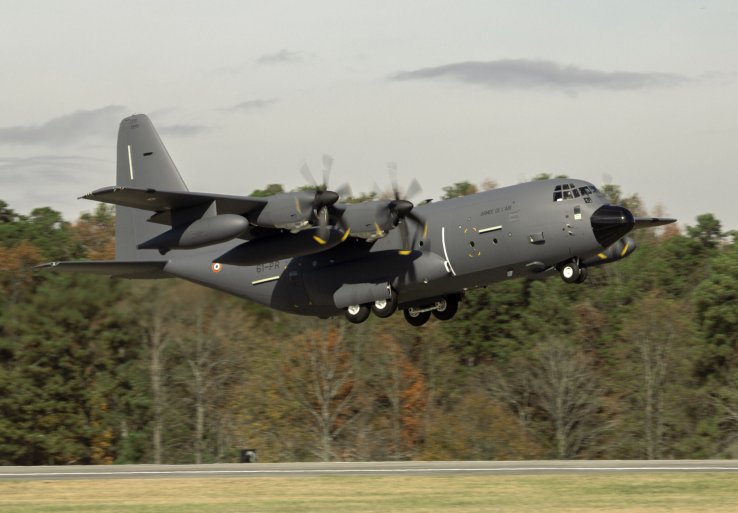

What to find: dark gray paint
left=39, top=114, right=674, bottom=321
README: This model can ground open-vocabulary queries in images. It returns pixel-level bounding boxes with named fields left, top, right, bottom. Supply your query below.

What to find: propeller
left=382, top=163, right=427, bottom=255
left=299, top=155, right=352, bottom=244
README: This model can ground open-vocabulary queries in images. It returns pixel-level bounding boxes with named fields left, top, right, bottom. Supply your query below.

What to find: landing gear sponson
left=345, top=293, right=461, bottom=326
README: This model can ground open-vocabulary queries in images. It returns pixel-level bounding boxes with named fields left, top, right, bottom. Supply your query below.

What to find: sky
left=1, top=0, right=737, bottom=230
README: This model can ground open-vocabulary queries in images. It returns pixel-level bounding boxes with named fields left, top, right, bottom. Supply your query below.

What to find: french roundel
left=211, top=262, right=222, bottom=273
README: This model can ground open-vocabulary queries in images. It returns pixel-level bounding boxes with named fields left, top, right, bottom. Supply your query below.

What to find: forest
left=1, top=179, right=737, bottom=465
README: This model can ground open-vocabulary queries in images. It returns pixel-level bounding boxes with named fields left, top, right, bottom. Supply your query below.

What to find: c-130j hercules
left=38, top=114, right=675, bottom=326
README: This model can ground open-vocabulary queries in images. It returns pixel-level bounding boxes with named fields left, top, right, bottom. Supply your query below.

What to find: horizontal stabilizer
left=633, top=217, right=677, bottom=229
left=83, top=187, right=265, bottom=216
left=35, top=260, right=171, bottom=279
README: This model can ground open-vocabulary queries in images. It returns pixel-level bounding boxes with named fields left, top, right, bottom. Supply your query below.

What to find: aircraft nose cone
left=590, top=205, right=635, bottom=247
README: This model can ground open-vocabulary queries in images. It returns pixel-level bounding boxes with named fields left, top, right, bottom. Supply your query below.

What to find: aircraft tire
left=560, top=261, right=581, bottom=284
left=345, top=304, right=371, bottom=324
left=372, top=291, right=398, bottom=318
left=433, top=296, right=459, bottom=321
left=404, top=308, right=431, bottom=326
left=575, top=267, right=588, bottom=284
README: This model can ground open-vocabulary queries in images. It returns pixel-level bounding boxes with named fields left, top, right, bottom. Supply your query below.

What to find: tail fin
left=115, top=114, right=188, bottom=260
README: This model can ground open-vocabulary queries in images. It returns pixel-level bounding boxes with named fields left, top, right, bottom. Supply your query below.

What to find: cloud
left=0, top=154, right=110, bottom=217
left=0, top=106, right=126, bottom=146
left=0, top=155, right=106, bottom=184
left=257, top=49, right=303, bottom=65
left=391, top=59, right=688, bottom=92
left=157, top=124, right=208, bottom=137
left=222, top=98, right=279, bottom=113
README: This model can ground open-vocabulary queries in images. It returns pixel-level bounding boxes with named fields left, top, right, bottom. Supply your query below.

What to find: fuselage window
left=563, top=190, right=574, bottom=200
left=572, top=188, right=580, bottom=198
left=579, top=186, right=590, bottom=196
left=554, top=191, right=563, bottom=201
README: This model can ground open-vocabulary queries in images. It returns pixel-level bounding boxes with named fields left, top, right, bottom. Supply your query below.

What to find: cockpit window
left=553, top=183, right=602, bottom=202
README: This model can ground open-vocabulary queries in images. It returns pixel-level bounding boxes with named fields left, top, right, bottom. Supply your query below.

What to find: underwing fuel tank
left=215, top=227, right=346, bottom=266
left=581, top=236, right=636, bottom=267
left=138, top=214, right=249, bottom=252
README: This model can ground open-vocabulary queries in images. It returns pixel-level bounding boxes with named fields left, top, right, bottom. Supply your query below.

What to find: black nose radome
left=590, top=205, right=635, bottom=247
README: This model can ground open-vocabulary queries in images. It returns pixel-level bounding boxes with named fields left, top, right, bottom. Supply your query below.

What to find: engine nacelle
left=138, top=214, right=249, bottom=252
left=250, top=192, right=313, bottom=231
left=339, top=201, right=394, bottom=239
left=214, top=227, right=345, bottom=266
left=582, top=236, right=636, bottom=267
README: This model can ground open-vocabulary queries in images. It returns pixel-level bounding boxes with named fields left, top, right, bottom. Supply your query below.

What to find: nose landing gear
left=559, top=259, right=588, bottom=284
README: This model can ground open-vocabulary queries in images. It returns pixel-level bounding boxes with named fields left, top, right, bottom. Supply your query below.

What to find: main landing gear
left=344, top=292, right=460, bottom=326
left=559, top=259, right=588, bottom=284
left=403, top=295, right=460, bottom=326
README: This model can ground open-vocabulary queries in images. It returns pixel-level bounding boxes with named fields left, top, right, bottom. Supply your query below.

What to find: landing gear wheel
left=433, top=296, right=459, bottom=321
left=560, top=261, right=582, bottom=284
left=345, top=304, right=370, bottom=324
left=371, top=290, right=398, bottom=318
left=404, top=308, right=431, bottom=327
left=575, top=267, right=588, bottom=284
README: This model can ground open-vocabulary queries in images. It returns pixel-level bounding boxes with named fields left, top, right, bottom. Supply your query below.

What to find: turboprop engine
left=137, top=214, right=249, bottom=253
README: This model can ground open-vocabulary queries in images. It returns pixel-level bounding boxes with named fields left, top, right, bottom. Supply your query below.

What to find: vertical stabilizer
left=115, top=114, right=188, bottom=260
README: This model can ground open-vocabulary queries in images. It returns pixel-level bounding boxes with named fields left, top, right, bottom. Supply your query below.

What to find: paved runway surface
left=2, top=460, right=738, bottom=480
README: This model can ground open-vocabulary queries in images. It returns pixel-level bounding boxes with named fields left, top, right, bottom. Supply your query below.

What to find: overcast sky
left=1, top=0, right=737, bottom=230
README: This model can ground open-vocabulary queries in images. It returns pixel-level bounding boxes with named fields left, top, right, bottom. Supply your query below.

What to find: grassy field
left=1, top=473, right=737, bottom=512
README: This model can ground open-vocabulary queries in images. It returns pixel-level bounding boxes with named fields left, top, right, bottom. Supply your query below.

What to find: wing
left=633, top=217, right=677, bottom=229
left=82, top=186, right=266, bottom=218
left=35, top=260, right=171, bottom=279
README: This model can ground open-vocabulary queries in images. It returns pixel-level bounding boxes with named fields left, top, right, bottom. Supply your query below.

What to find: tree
left=621, top=292, right=695, bottom=459
left=445, top=280, right=530, bottom=366
left=694, top=242, right=738, bottom=375
left=365, top=328, right=427, bottom=459
left=525, top=338, right=605, bottom=459
left=279, top=322, right=363, bottom=461
left=250, top=184, right=284, bottom=197
left=0, top=274, right=138, bottom=464
left=442, top=181, right=478, bottom=199
left=687, top=213, right=724, bottom=249
left=169, top=287, right=250, bottom=463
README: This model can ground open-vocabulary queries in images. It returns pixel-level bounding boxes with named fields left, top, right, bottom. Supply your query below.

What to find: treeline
left=1, top=183, right=737, bottom=465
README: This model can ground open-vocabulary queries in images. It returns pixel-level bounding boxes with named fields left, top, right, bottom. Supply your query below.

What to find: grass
left=0, top=473, right=737, bottom=512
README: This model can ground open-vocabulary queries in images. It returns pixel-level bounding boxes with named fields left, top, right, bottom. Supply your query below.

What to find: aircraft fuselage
left=161, top=178, right=612, bottom=317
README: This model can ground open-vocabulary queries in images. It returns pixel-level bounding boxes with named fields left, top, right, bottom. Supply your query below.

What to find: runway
left=2, top=460, right=738, bottom=480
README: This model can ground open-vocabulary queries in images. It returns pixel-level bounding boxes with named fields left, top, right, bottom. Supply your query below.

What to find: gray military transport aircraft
left=38, top=114, right=675, bottom=326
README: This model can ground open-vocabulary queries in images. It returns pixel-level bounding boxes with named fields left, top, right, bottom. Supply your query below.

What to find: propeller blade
left=322, top=154, right=334, bottom=188
left=335, top=182, right=352, bottom=199
left=405, top=178, right=422, bottom=200
left=398, top=220, right=411, bottom=255
left=300, top=162, right=317, bottom=187
left=388, top=163, right=400, bottom=200
left=313, top=206, right=330, bottom=245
